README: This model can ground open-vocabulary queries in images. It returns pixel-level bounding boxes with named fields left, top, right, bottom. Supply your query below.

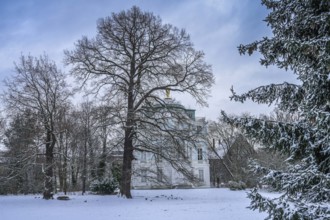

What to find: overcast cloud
left=0, top=0, right=298, bottom=120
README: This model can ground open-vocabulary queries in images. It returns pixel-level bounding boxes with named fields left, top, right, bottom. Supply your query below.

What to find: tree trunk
left=120, top=127, right=134, bottom=198
left=97, top=126, right=107, bottom=179
left=63, top=138, right=68, bottom=195
left=82, top=138, right=87, bottom=195
left=71, top=164, right=77, bottom=189
left=57, top=132, right=64, bottom=192
left=43, top=131, right=55, bottom=200
left=120, top=58, right=136, bottom=198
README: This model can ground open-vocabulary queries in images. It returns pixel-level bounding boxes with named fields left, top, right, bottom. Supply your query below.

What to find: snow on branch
left=230, top=82, right=304, bottom=111
left=221, top=111, right=310, bottom=158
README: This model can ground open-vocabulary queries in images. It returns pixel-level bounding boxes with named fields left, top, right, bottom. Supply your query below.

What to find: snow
left=0, top=188, right=268, bottom=220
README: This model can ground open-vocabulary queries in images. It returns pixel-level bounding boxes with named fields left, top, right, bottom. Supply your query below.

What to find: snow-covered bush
left=228, top=181, right=247, bottom=190
left=222, top=0, right=330, bottom=219
left=90, top=178, right=118, bottom=195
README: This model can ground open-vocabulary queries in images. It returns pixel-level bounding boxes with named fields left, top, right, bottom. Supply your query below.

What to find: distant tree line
left=0, top=98, right=123, bottom=196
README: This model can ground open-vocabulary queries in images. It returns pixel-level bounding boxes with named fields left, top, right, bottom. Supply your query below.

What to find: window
left=197, top=148, right=203, bottom=161
left=198, top=169, right=204, bottom=182
left=141, top=170, right=147, bottom=183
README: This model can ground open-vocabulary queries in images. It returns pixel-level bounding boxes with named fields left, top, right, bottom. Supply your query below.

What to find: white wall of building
left=131, top=100, right=211, bottom=189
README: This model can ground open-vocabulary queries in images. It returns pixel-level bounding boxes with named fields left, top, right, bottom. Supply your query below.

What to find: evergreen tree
left=3, top=110, right=43, bottom=194
left=222, top=0, right=329, bottom=219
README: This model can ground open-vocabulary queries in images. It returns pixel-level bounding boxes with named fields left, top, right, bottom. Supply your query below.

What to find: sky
left=0, top=0, right=298, bottom=120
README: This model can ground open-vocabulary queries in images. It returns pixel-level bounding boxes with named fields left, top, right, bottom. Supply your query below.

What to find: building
left=131, top=96, right=210, bottom=189
left=208, top=134, right=256, bottom=187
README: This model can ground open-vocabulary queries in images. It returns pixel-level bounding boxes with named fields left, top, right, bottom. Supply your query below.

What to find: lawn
left=0, top=188, right=268, bottom=220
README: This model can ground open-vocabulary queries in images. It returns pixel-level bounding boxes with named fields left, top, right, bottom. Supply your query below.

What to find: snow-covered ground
left=0, top=188, right=268, bottom=220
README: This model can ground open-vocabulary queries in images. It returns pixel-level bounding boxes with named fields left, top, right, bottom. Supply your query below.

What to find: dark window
left=198, top=148, right=203, bottom=160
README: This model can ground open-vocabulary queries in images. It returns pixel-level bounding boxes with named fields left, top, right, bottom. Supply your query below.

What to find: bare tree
left=73, top=101, right=100, bottom=194
left=2, top=54, right=70, bottom=199
left=208, top=118, right=237, bottom=155
left=65, top=6, right=214, bottom=198
left=93, top=104, right=117, bottom=180
left=55, top=103, right=73, bottom=195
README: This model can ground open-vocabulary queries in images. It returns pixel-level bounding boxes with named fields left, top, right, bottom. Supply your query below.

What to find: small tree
left=222, top=0, right=330, bottom=219
left=65, top=6, right=214, bottom=198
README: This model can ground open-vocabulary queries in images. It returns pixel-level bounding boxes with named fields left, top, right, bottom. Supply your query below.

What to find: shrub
left=90, top=178, right=118, bottom=195
left=228, top=181, right=246, bottom=190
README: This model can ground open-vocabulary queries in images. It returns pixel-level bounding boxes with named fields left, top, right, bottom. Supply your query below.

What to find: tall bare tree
left=2, top=54, right=70, bottom=199
left=55, top=103, right=73, bottom=195
left=73, top=101, right=99, bottom=194
left=93, top=105, right=116, bottom=180
left=65, top=6, right=214, bottom=198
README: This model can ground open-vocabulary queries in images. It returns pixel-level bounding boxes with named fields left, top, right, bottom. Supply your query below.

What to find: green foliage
left=1, top=110, right=43, bottom=194
left=228, top=181, right=247, bottom=190
left=90, top=178, right=119, bottom=195
left=223, top=0, right=330, bottom=218
left=111, top=163, right=122, bottom=185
